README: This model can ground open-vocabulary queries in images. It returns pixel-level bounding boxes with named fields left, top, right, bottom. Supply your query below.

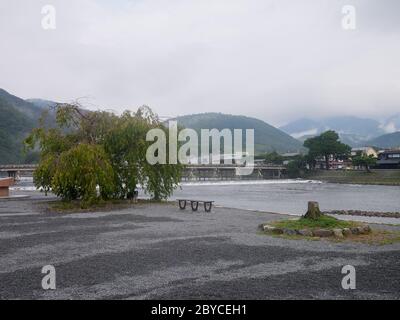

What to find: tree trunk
left=304, top=201, right=323, bottom=220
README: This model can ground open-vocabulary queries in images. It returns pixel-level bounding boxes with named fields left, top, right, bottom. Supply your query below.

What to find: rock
left=362, top=225, right=372, bottom=234
left=313, top=229, right=334, bottom=237
left=263, top=225, right=284, bottom=234
left=350, top=227, right=360, bottom=235
left=263, top=225, right=274, bottom=232
left=275, top=228, right=284, bottom=234
left=356, top=226, right=369, bottom=235
left=297, top=229, right=313, bottom=237
left=342, top=228, right=352, bottom=236
left=351, top=227, right=369, bottom=235
left=283, top=229, right=297, bottom=236
left=333, top=229, right=344, bottom=238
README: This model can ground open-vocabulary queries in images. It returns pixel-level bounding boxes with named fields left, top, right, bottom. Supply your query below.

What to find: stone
left=361, top=225, right=372, bottom=234
left=273, top=228, right=284, bottom=234
left=297, top=229, right=313, bottom=237
left=333, top=229, right=344, bottom=239
left=263, top=225, right=284, bottom=234
left=333, top=229, right=344, bottom=238
left=283, top=229, right=297, bottom=236
left=351, top=227, right=361, bottom=235
left=342, top=228, right=352, bottom=236
left=355, top=226, right=368, bottom=235
left=313, top=229, right=334, bottom=237
left=262, top=225, right=274, bottom=232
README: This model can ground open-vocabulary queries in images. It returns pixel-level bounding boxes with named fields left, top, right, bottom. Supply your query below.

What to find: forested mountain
left=174, top=113, right=304, bottom=154
left=0, top=89, right=44, bottom=164
left=366, top=132, right=400, bottom=149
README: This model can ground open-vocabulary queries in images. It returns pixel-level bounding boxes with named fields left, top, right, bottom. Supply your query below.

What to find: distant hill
left=174, top=113, right=304, bottom=154
left=0, top=89, right=47, bottom=164
left=365, top=132, right=400, bottom=149
left=280, top=116, right=386, bottom=147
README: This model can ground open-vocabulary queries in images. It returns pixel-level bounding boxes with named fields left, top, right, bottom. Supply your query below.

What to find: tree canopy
left=352, top=154, right=377, bottom=172
left=262, top=151, right=284, bottom=165
left=304, top=131, right=351, bottom=170
left=25, top=104, right=183, bottom=204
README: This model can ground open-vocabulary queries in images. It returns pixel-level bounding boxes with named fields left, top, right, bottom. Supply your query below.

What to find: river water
left=172, top=180, right=400, bottom=216
left=11, top=178, right=400, bottom=218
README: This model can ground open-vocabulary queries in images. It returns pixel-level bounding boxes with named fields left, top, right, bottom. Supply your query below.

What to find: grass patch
left=270, top=215, right=360, bottom=230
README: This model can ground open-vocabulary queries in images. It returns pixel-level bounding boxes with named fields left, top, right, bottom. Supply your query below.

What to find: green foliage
left=286, top=155, right=308, bottom=178
left=352, top=154, right=377, bottom=172
left=26, top=104, right=183, bottom=203
left=264, top=151, right=284, bottom=165
left=52, top=144, right=115, bottom=203
left=304, top=130, right=351, bottom=170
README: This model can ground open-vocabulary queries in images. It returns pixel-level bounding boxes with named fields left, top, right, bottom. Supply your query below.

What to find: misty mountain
left=174, top=113, right=304, bottom=154
left=26, top=98, right=58, bottom=109
left=365, top=132, right=400, bottom=149
left=280, top=116, right=387, bottom=147
left=381, top=114, right=400, bottom=133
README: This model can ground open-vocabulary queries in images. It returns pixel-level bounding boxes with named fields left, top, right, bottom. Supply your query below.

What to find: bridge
left=181, top=164, right=286, bottom=180
left=0, top=164, right=37, bottom=179
left=0, top=164, right=286, bottom=181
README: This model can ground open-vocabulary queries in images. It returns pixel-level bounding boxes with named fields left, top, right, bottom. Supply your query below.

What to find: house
left=315, top=155, right=352, bottom=170
left=376, top=149, right=400, bottom=169
left=351, top=147, right=378, bottom=158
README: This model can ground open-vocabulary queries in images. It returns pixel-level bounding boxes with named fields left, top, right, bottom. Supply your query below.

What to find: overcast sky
left=0, top=0, right=399, bottom=125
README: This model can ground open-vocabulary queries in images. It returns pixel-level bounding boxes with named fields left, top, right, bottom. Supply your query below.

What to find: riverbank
left=1, top=199, right=400, bottom=299
left=305, top=169, right=400, bottom=186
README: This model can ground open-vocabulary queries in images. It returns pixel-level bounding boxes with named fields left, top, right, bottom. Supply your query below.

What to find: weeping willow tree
left=25, top=103, right=183, bottom=204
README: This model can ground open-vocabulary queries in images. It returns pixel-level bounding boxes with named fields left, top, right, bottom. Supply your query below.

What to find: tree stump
left=304, top=201, right=322, bottom=220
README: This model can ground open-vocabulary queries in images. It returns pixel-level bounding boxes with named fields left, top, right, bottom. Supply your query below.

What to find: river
left=172, top=180, right=400, bottom=216
left=10, top=178, right=400, bottom=219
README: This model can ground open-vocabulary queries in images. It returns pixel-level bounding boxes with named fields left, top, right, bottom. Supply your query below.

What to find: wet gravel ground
left=0, top=193, right=399, bottom=300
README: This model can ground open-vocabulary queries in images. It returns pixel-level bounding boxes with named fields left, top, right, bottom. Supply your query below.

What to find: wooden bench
left=177, top=199, right=215, bottom=212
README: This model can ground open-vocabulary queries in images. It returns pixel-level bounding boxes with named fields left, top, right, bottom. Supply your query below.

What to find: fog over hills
left=1, top=86, right=399, bottom=165
left=280, top=116, right=400, bottom=147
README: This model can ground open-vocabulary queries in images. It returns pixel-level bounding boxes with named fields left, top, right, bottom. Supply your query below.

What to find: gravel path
left=0, top=194, right=399, bottom=300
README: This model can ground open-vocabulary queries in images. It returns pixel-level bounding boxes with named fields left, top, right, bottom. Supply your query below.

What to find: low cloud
left=0, top=0, right=399, bottom=125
